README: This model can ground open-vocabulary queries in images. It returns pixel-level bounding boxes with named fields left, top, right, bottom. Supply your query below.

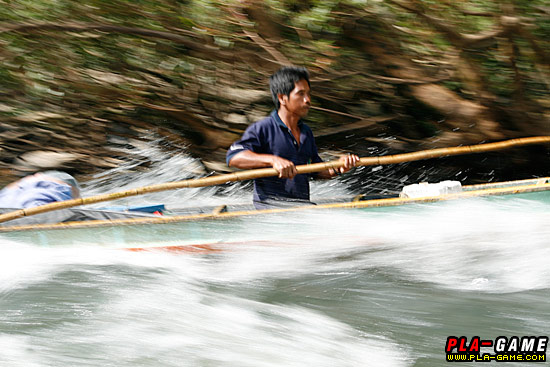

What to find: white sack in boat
left=400, top=181, right=462, bottom=198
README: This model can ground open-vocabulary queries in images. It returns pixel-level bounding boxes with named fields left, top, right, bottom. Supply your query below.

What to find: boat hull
left=1, top=178, right=549, bottom=250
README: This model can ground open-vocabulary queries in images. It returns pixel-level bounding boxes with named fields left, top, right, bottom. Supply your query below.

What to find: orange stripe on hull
left=123, top=240, right=283, bottom=253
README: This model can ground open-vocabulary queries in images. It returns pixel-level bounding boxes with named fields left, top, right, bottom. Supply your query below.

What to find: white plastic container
left=399, top=180, right=462, bottom=198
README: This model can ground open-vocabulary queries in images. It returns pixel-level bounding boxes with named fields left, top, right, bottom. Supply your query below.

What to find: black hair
left=269, top=66, right=310, bottom=110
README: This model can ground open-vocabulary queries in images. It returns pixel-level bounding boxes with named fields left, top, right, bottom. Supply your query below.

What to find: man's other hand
left=336, top=154, right=360, bottom=174
left=271, top=156, right=297, bottom=179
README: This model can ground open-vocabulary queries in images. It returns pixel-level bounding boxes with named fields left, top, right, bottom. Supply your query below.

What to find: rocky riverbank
left=1, top=114, right=548, bottom=191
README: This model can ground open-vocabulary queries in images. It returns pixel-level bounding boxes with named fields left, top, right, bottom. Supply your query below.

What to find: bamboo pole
left=0, top=136, right=549, bottom=224
left=1, top=179, right=548, bottom=233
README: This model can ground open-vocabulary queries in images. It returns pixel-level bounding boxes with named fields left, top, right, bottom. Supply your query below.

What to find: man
left=226, top=66, right=359, bottom=208
left=0, top=170, right=81, bottom=209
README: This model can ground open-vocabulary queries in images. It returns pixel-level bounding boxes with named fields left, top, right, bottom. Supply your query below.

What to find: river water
left=1, top=143, right=548, bottom=366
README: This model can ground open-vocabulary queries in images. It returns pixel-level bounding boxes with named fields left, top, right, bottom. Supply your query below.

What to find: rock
left=223, top=113, right=248, bottom=125
left=13, top=151, right=83, bottom=173
left=202, top=160, right=233, bottom=173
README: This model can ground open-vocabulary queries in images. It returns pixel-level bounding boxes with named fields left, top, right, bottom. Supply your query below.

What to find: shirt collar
left=271, top=110, right=303, bottom=129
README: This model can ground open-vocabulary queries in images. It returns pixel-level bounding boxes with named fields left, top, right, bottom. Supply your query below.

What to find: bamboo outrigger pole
left=0, top=136, right=549, bottom=224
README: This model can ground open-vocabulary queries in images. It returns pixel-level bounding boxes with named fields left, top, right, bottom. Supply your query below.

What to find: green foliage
left=0, top=0, right=548, bottom=161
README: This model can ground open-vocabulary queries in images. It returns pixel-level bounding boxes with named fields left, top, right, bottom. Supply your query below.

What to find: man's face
left=280, top=79, right=311, bottom=118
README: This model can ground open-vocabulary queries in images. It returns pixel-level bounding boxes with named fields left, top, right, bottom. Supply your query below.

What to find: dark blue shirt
left=226, top=111, right=323, bottom=205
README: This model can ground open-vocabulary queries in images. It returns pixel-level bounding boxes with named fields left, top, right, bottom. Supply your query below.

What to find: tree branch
left=517, top=26, right=550, bottom=68
left=390, top=0, right=507, bottom=49
left=0, top=21, right=238, bottom=62
left=241, top=29, right=291, bottom=66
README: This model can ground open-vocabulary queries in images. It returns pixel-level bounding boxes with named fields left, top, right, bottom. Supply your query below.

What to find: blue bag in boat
left=0, top=176, right=74, bottom=209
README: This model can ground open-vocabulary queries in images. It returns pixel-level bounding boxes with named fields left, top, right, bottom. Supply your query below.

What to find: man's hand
left=271, top=156, right=297, bottom=179
left=315, top=153, right=360, bottom=179
left=334, top=154, right=360, bottom=175
left=228, top=150, right=297, bottom=178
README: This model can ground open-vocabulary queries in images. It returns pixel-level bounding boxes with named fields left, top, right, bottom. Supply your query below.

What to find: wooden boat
left=1, top=137, right=548, bottom=251
left=1, top=177, right=548, bottom=252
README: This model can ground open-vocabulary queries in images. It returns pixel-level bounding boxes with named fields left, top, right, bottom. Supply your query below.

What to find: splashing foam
left=2, top=193, right=548, bottom=294
left=0, top=241, right=410, bottom=367
left=81, top=136, right=358, bottom=208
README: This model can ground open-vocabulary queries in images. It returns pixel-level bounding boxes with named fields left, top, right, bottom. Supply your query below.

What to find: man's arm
left=228, top=150, right=298, bottom=179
